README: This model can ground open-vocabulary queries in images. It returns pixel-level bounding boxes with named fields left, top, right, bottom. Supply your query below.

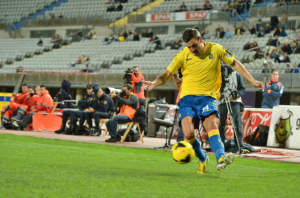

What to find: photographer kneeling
left=106, top=84, right=139, bottom=143
left=219, top=65, right=245, bottom=153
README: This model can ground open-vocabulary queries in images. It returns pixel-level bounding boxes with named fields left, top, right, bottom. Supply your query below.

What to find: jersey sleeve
left=166, top=51, right=184, bottom=75
left=217, top=45, right=235, bottom=65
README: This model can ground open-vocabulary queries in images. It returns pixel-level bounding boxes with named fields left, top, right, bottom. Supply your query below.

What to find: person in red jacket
left=1, top=84, right=29, bottom=129
left=17, top=85, right=54, bottom=129
left=12, top=86, right=39, bottom=122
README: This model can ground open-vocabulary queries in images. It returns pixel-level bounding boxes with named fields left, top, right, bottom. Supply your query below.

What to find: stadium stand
left=0, top=0, right=58, bottom=26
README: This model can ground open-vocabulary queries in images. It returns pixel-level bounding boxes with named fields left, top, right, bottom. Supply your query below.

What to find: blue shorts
left=178, top=95, right=219, bottom=129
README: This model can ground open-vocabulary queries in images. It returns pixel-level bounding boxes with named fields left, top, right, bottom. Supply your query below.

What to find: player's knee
left=184, top=132, right=195, bottom=140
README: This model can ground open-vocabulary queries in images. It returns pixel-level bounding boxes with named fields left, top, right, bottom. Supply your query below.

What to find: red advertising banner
left=186, top=11, right=208, bottom=20
left=242, top=110, right=272, bottom=138
left=150, top=13, right=171, bottom=21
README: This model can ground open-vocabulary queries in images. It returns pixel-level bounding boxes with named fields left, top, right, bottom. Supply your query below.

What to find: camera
left=123, top=68, right=134, bottom=84
left=105, top=87, right=126, bottom=97
left=220, top=64, right=237, bottom=98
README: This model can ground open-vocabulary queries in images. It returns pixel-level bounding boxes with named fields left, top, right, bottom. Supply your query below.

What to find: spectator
left=235, top=25, right=245, bottom=35
left=82, top=55, right=86, bottom=63
left=123, top=30, right=128, bottom=39
left=170, top=39, right=182, bottom=50
left=88, top=65, right=95, bottom=73
left=281, top=11, right=288, bottom=30
left=292, top=42, right=300, bottom=54
left=83, top=32, right=92, bottom=40
left=288, top=28, right=298, bottom=40
left=118, top=32, right=125, bottom=42
left=37, top=37, right=43, bottom=46
left=152, top=34, right=161, bottom=49
left=266, top=36, right=273, bottom=45
left=257, top=27, right=264, bottom=37
left=278, top=0, right=286, bottom=6
left=262, top=70, right=283, bottom=109
left=180, top=2, right=187, bottom=11
left=255, top=12, right=262, bottom=31
left=273, top=27, right=280, bottom=37
left=243, top=41, right=251, bottom=50
left=107, top=3, right=115, bottom=12
left=270, top=12, right=279, bottom=30
left=81, top=65, right=89, bottom=72
left=285, top=64, right=290, bottom=73
left=148, top=28, right=153, bottom=38
left=92, top=32, right=97, bottom=39
left=194, top=5, right=201, bottom=11
left=224, top=29, right=232, bottom=39
left=70, top=57, right=82, bottom=67
left=290, top=63, right=299, bottom=73
left=270, top=48, right=279, bottom=59
left=266, top=35, right=280, bottom=55
left=141, top=30, right=148, bottom=37
left=203, top=30, right=211, bottom=39
left=203, top=0, right=213, bottom=10
left=279, top=27, right=287, bottom=37
left=264, top=24, right=272, bottom=34
left=262, top=62, right=274, bottom=73
left=105, top=33, right=115, bottom=44
left=51, top=13, right=55, bottom=19
left=126, top=31, right=134, bottom=41
left=59, top=12, right=63, bottom=18
left=250, top=25, right=256, bottom=35
left=214, top=28, right=220, bottom=38
left=219, top=27, right=225, bottom=38
left=85, top=56, right=90, bottom=62
left=133, top=30, right=140, bottom=41
left=116, top=1, right=123, bottom=11
left=281, top=42, right=292, bottom=54
left=275, top=52, right=290, bottom=63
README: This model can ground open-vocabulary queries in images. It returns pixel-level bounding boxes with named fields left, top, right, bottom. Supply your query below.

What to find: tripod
left=153, top=107, right=179, bottom=149
left=222, top=88, right=242, bottom=155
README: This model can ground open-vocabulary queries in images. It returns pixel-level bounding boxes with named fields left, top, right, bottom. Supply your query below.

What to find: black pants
left=138, top=99, right=147, bottom=134
left=219, top=103, right=243, bottom=150
left=62, top=110, right=87, bottom=127
left=19, top=112, right=35, bottom=127
left=86, top=111, right=109, bottom=130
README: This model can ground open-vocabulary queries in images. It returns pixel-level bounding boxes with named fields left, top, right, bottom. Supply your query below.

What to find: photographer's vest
left=219, top=71, right=242, bottom=104
left=118, top=94, right=139, bottom=120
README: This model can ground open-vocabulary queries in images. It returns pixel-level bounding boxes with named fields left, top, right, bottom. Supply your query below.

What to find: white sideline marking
left=1, top=139, right=299, bottom=174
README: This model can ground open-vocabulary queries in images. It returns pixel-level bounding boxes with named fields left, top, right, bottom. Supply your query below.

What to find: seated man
left=86, top=85, right=114, bottom=136
left=17, top=85, right=54, bottom=129
left=105, top=84, right=139, bottom=142
left=1, top=84, right=29, bottom=129
left=55, top=84, right=94, bottom=135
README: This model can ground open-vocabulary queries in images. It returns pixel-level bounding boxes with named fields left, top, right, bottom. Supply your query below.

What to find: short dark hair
left=22, top=84, right=27, bottom=87
left=133, top=66, right=139, bottom=69
left=123, top=84, right=132, bottom=90
left=40, top=85, right=46, bottom=88
left=182, top=28, right=201, bottom=43
left=28, top=86, right=33, bottom=89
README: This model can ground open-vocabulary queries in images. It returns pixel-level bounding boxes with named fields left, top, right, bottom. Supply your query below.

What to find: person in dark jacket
left=219, top=27, right=225, bottom=38
left=105, top=84, right=139, bottom=142
left=262, top=70, right=283, bottom=108
left=86, top=85, right=114, bottom=136
left=219, top=65, right=246, bottom=153
left=55, top=84, right=94, bottom=135
left=250, top=25, right=256, bottom=35
left=270, top=12, right=279, bottom=30
left=264, top=23, right=272, bottom=34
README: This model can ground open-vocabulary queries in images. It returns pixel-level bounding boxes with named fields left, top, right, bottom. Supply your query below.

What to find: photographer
left=105, top=84, right=139, bottom=142
left=127, top=66, right=147, bottom=134
left=86, top=85, right=114, bottom=136
left=55, top=84, right=94, bottom=135
left=219, top=65, right=245, bottom=153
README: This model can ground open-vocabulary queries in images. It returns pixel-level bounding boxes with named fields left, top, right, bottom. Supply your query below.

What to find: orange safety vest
left=118, top=94, right=139, bottom=120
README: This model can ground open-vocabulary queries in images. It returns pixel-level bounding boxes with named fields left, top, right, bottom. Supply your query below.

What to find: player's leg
left=218, top=103, right=228, bottom=145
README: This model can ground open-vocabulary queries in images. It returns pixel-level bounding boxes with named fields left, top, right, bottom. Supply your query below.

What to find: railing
left=0, top=72, right=299, bottom=91
left=250, top=2, right=300, bottom=17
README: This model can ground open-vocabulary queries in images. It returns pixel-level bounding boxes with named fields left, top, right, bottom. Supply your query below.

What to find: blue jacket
left=90, top=93, right=114, bottom=113
left=78, top=93, right=94, bottom=110
left=262, top=80, right=284, bottom=108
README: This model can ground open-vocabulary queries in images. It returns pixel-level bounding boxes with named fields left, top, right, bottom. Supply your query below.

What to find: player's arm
left=172, top=72, right=181, bottom=90
left=231, top=59, right=264, bottom=90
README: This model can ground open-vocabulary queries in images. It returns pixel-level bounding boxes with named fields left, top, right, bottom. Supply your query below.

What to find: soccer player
left=145, top=28, right=263, bottom=174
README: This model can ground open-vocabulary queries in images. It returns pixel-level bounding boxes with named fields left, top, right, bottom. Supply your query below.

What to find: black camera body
left=220, top=64, right=237, bottom=98
left=123, top=68, right=134, bottom=84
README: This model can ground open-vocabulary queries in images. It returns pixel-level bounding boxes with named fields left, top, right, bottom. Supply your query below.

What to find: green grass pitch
left=0, top=134, right=299, bottom=198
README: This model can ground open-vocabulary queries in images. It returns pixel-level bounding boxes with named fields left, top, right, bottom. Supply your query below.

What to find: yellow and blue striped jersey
left=167, top=42, right=234, bottom=99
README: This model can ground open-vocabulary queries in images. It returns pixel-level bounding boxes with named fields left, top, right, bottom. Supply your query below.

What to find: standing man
left=280, top=11, right=288, bottom=30
left=219, top=65, right=245, bottom=153
left=129, top=66, right=147, bottom=135
left=86, top=85, right=114, bottom=136
left=145, top=28, right=263, bottom=174
left=55, top=84, right=94, bottom=135
left=262, top=70, right=283, bottom=109
left=105, top=84, right=139, bottom=143
left=255, top=12, right=262, bottom=32
left=270, top=12, right=279, bottom=30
